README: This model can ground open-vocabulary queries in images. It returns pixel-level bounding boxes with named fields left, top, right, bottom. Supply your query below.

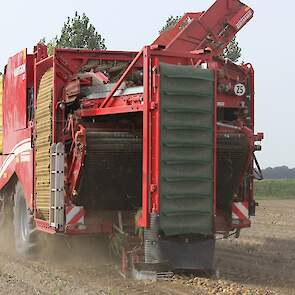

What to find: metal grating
left=159, top=63, right=215, bottom=236
left=50, top=142, right=65, bottom=228
left=35, top=68, right=53, bottom=220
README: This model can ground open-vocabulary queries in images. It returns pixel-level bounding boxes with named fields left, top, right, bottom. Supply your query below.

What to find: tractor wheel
left=0, top=189, right=14, bottom=252
left=13, top=182, right=39, bottom=255
left=0, top=187, right=15, bottom=229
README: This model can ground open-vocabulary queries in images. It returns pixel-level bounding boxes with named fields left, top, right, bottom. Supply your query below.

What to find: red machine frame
left=0, top=0, right=262, bottom=241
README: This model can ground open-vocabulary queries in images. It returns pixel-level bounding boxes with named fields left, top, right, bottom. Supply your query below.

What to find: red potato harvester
left=0, top=0, right=263, bottom=279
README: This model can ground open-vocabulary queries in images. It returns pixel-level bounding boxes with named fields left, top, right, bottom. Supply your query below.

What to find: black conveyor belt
left=77, top=130, right=142, bottom=211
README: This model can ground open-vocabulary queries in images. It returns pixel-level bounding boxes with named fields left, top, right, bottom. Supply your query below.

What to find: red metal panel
left=78, top=105, right=143, bottom=117
left=4, top=50, right=27, bottom=132
left=247, top=63, right=255, bottom=203
left=152, top=13, right=202, bottom=48
left=35, top=218, right=56, bottom=234
left=0, top=50, right=34, bottom=209
left=244, top=63, right=255, bottom=131
left=150, top=58, right=161, bottom=214
left=138, top=47, right=151, bottom=228
left=14, top=130, right=33, bottom=208
left=0, top=134, right=33, bottom=208
left=164, top=0, right=253, bottom=56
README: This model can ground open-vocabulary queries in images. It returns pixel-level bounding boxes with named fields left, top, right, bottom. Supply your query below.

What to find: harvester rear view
left=0, top=0, right=262, bottom=278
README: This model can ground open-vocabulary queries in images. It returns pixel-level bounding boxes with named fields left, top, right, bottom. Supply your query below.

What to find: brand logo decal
left=236, top=10, right=253, bottom=30
left=14, top=64, right=26, bottom=77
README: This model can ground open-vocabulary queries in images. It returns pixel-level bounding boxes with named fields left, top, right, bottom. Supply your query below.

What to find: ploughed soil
left=0, top=200, right=294, bottom=295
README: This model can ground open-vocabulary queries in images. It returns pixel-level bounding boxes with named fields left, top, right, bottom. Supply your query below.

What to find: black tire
left=0, top=193, right=5, bottom=228
left=13, top=182, right=38, bottom=255
left=0, top=186, right=15, bottom=229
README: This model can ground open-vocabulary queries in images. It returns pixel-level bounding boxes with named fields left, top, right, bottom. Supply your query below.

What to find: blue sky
left=0, top=0, right=293, bottom=168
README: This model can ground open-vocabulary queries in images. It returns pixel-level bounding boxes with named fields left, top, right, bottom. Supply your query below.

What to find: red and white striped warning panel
left=66, top=205, right=85, bottom=225
left=232, top=201, right=249, bottom=220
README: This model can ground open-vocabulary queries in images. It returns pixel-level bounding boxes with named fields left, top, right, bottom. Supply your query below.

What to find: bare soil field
left=0, top=200, right=294, bottom=295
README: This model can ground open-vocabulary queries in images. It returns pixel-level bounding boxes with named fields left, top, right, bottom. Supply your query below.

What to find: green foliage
left=221, top=37, right=241, bottom=63
left=47, top=39, right=58, bottom=56
left=160, top=15, right=181, bottom=33
left=254, top=179, right=295, bottom=200
left=40, top=11, right=106, bottom=55
left=160, top=16, right=242, bottom=63
left=38, top=37, right=57, bottom=56
left=57, top=12, right=106, bottom=49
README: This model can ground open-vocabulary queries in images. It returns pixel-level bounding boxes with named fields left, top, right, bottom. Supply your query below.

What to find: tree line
left=262, top=166, right=295, bottom=179
left=41, top=12, right=241, bottom=62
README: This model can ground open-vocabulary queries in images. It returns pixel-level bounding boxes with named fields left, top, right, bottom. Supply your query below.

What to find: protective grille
left=35, top=68, right=53, bottom=220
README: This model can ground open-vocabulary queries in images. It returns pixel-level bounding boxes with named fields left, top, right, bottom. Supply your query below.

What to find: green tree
left=159, top=15, right=181, bottom=33
left=220, top=37, right=241, bottom=63
left=160, top=16, right=241, bottom=63
left=41, top=12, right=106, bottom=54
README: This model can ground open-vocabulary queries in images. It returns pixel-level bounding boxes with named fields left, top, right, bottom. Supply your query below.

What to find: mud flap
left=159, top=238, right=215, bottom=271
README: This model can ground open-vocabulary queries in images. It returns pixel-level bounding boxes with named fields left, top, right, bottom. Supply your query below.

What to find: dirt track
left=0, top=200, right=294, bottom=295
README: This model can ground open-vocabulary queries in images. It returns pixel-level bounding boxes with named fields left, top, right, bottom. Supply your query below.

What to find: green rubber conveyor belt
left=159, top=63, right=215, bottom=236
